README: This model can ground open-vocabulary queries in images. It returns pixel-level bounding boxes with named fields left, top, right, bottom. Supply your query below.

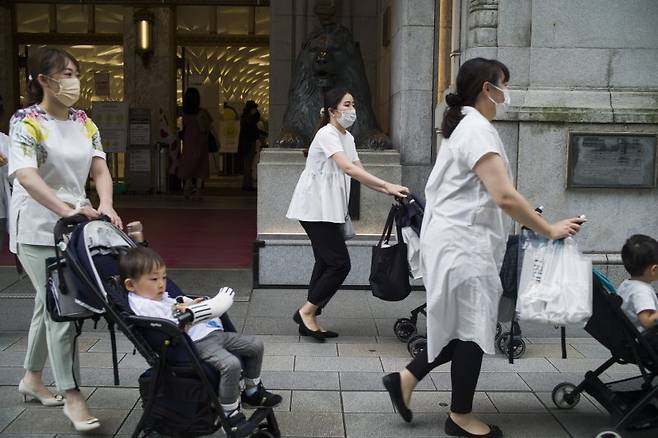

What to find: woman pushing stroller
left=382, top=58, right=586, bottom=437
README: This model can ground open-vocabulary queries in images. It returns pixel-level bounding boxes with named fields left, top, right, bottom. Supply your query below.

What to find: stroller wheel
left=552, top=382, right=581, bottom=409
left=407, top=335, right=427, bottom=358
left=394, top=318, right=417, bottom=342
left=496, top=333, right=526, bottom=359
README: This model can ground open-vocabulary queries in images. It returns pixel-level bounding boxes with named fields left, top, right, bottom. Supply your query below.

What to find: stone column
left=0, top=4, right=16, bottom=131
left=390, top=0, right=436, bottom=195
left=123, top=7, right=176, bottom=145
left=268, top=1, right=296, bottom=143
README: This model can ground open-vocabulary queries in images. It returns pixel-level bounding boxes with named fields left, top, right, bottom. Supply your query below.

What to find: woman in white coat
left=382, top=58, right=586, bottom=437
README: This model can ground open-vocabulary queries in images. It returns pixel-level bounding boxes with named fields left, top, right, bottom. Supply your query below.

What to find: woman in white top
left=287, top=87, right=409, bottom=341
left=0, top=95, right=11, bottom=249
left=382, top=58, right=586, bottom=438
left=10, top=47, right=122, bottom=432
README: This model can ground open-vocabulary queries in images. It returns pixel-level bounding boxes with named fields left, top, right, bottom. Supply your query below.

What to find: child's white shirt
left=617, top=279, right=658, bottom=332
left=128, top=291, right=223, bottom=342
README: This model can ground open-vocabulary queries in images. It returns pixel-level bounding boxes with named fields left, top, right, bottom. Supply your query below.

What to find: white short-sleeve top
left=286, top=124, right=360, bottom=223
left=0, top=133, right=11, bottom=221
left=8, top=105, right=106, bottom=252
left=617, top=279, right=658, bottom=333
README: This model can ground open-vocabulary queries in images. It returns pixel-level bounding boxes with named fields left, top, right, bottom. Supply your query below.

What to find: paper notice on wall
left=92, top=101, right=128, bottom=152
left=94, top=72, right=111, bottom=97
left=129, top=108, right=151, bottom=145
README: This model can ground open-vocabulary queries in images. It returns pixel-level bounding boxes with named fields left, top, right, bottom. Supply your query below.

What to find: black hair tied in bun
left=445, top=93, right=463, bottom=107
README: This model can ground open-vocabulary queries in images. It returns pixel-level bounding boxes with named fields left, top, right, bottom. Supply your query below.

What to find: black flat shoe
left=321, top=330, right=339, bottom=338
left=294, top=310, right=326, bottom=342
left=382, top=372, right=412, bottom=423
left=444, top=415, right=503, bottom=438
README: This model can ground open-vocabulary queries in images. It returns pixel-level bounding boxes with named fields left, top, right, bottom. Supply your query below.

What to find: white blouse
left=0, top=133, right=11, bottom=221
left=8, top=105, right=106, bottom=252
left=286, top=124, right=360, bottom=223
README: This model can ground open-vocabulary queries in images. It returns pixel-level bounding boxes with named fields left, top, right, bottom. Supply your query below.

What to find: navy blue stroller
left=551, top=271, right=658, bottom=434
left=46, top=215, right=280, bottom=438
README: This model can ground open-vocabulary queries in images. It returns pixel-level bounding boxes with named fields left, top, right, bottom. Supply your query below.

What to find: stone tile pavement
left=1, top=278, right=657, bottom=437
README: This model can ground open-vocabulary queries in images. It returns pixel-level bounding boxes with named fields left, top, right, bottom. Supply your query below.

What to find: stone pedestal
left=255, top=148, right=403, bottom=286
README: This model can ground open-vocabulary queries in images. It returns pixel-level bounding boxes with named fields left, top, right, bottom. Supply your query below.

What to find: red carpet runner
left=0, top=208, right=256, bottom=269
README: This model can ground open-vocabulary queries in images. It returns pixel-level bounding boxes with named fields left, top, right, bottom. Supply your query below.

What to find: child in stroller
left=119, top=245, right=282, bottom=429
left=617, top=234, right=658, bottom=338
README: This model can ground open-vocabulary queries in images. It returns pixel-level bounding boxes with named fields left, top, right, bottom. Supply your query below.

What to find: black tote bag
left=369, top=205, right=412, bottom=301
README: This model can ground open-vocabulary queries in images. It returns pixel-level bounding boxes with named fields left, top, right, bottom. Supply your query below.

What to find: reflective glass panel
left=95, top=5, right=126, bottom=34
left=177, top=6, right=211, bottom=34
left=255, top=7, right=270, bottom=36
left=56, top=4, right=89, bottom=33
left=218, top=7, right=250, bottom=35
left=16, top=4, right=50, bottom=33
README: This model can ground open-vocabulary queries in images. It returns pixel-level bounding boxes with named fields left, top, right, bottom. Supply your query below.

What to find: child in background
left=617, top=234, right=658, bottom=333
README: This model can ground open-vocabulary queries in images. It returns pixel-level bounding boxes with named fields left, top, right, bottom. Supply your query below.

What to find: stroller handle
left=54, top=214, right=113, bottom=243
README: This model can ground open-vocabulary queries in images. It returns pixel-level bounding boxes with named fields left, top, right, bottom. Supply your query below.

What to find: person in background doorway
left=178, top=88, right=211, bottom=200
left=238, top=100, right=266, bottom=191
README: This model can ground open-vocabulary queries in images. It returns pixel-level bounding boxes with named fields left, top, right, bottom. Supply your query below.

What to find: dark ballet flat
left=444, top=415, right=503, bottom=438
left=321, top=330, right=339, bottom=338
left=382, top=372, right=413, bottom=423
left=294, top=311, right=326, bottom=342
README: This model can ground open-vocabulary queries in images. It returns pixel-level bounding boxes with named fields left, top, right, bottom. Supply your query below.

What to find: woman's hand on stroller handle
left=385, top=182, right=409, bottom=198
left=65, top=205, right=100, bottom=221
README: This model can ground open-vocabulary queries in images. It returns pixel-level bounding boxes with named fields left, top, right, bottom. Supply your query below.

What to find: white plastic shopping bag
left=516, top=235, right=592, bottom=324
left=401, top=226, right=422, bottom=279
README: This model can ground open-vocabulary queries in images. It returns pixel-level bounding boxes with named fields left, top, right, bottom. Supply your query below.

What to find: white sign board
left=92, top=101, right=128, bottom=153
left=218, top=120, right=240, bottom=153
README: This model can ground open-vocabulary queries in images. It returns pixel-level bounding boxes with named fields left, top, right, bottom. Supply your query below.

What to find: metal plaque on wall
left=567, top=132, right=657, bottom=188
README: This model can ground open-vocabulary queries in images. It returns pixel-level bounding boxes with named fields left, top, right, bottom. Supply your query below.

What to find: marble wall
left=456, top=0, right=658, bottom=254
left=389, top=0, right=436, bottom=196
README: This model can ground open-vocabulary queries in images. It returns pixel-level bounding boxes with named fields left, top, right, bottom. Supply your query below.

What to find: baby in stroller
left=617, top=234, right=658, bottom=335
left=119, top=244, right=282, bottom=428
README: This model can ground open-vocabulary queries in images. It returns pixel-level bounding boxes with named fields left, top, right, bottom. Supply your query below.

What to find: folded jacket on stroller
left=46, top=215, right=280, bottom=438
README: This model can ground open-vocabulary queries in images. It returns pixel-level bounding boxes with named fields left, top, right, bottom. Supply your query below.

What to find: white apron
left=421, top=107, right=512, bottom=358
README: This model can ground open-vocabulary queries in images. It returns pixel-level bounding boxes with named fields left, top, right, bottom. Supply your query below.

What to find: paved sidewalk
left=1, top=282, right=656, bottom=437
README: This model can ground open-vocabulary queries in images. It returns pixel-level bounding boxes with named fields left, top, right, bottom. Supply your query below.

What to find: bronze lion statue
left=275, top=23, right=391, bottom=150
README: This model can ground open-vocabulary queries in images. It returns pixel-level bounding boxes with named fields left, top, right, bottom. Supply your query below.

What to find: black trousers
left=406, top=339, right=484, bottom=414
left=300, top=221, right=351, bottom=308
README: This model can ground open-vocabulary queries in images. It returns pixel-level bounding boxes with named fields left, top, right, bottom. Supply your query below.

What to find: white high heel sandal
left=18, top=379, right=64, bottom=406
left=63, top=404, right=101, bottom=432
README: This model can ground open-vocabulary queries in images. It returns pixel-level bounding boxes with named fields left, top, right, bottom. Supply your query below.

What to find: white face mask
left=336, top=108, right=357, bottom=129
left=487, top=83, right=510, bottom=118
left=45, top=76, right=81, bottom=107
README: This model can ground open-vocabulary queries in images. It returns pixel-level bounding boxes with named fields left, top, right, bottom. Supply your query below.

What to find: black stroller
left=390, top=196, right=530, bottom=360
left=46, top=215, right=280, bottom=438
left=550, top=270, right=658, bottom=434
